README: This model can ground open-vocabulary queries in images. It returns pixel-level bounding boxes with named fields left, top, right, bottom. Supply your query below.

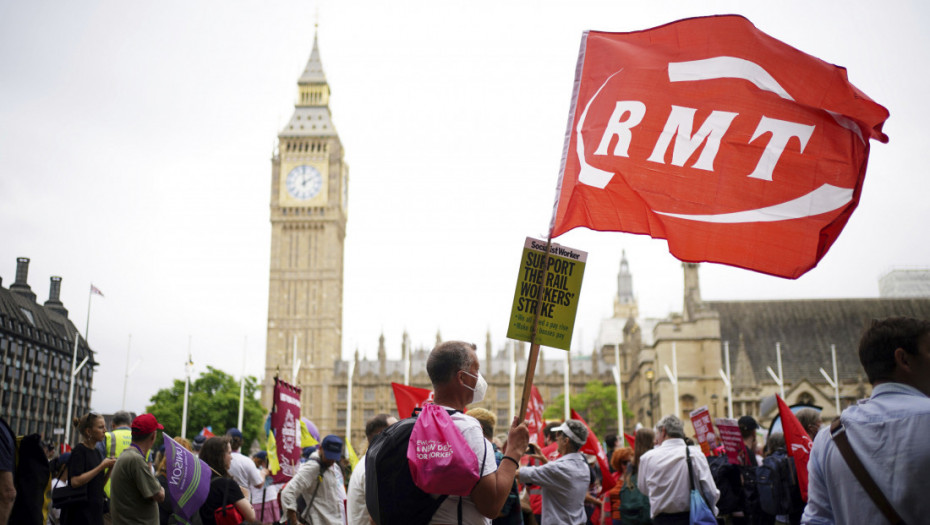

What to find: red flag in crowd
left=571, top=409, right=616, bottom=493
left=551, top=15, right=889, bottom=279
left=391, top=382, right=433, bottom=419
left=525, top=386, right=546, bottom=445
left=624, top=433, right=635, bottom=448
left=200, top=427, right=214, bottom=438
left=270, top=378, right=302, bottom=483
left=776, top=394, right=814, bottom=501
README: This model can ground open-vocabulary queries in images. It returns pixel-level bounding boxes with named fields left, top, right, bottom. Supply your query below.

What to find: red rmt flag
left=776, top=394, right=814, bottom=501
left=391, top=382, right=433, bottom=419
left=551, top=15, right=889, bottom=279
left=525, top=386, right=546, bottom=445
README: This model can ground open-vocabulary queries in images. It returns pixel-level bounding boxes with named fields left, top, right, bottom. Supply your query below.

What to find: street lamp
left=645, top=368, right=655, bottom=426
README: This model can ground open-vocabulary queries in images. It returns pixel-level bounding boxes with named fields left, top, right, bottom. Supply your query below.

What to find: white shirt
left=638, top=438, right=719, bottom=518
left=280, top=452, right=347, bottom=525
left=518, top=451, right=589, bottom=525
left=346, top=453, right=369, bottom=525
left=229, top=450, right=264, bottom=490
left=802, top=383, right=930, bottom=525
left=428, top=409, right=497, bottom=525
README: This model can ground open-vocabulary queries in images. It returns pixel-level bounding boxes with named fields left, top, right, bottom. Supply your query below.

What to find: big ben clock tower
left=263, top=31, right=349, bottom=434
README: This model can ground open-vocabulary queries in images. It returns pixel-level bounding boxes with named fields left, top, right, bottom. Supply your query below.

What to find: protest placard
left=506, top=237, right=586, bottom=350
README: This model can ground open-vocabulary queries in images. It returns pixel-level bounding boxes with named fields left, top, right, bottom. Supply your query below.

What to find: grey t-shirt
left=109, top=447, right=162, bottom=525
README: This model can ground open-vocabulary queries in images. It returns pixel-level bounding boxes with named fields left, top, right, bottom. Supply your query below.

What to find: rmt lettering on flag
left=551, top=15, right=888, bottom=279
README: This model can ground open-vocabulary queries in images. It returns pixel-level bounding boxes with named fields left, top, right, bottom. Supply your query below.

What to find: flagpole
left=346, top=360, right=355, bottom=447
left=85, top=286, right=93, bottom=344
left=664, top=342, right=679, bottom=419
left=614, top=341, right=624, bottom=437
left=181, top=336, right=192, bottom=439
left=64, top=332, right=83, bottom=446
left=725, top=341, right=733, bottom=419
left=831, top=344, right=840, bottom=414
left=238, top=336, right=247, bottom=430
left=518, top=237, right=553, bottom=423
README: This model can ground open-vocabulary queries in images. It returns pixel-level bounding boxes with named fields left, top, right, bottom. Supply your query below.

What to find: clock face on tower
left=285, top=165, right=323, bottom=200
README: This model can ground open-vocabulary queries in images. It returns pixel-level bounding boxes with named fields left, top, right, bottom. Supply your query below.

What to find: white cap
left=551, top=420, right=586, bottom=446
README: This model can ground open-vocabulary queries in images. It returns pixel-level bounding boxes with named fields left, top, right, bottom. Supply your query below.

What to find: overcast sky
left=2, top=1, right=928, bottom=415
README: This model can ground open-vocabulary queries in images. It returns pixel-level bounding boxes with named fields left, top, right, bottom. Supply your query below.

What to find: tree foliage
left=146, top=366, right=265, bottom=446
left=542, top=380, right=635, bottom=438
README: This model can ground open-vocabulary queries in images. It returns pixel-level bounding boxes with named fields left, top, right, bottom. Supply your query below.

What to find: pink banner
left=715, top=418, right=743, bottom=465
left=690, top=406, right=716, bottom=455
left=271, top=378, right=302, bottom=483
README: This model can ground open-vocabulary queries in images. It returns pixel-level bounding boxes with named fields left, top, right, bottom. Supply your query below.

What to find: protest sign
left=715, top=418, right=744, bottom=465
left=690, top=406, right=717, bottom=455
left=507, top=237, right=586, bottom=350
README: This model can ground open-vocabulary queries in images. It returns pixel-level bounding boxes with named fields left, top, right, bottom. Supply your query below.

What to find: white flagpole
left=292, top=335, right=301, bottom=385
left=404, top=335, right=411, bottom=386
left=238, top=336, right=247, bottom=429
left=64, top=332, right=85, bottom=446
left=725, top=341, right=733, bottom=419
left=614, top=341, right=623, bottom=437
left=181, top=336, right=192, bottom=439
left=121, top=334, right=142, bottom=411
left=664, top=343, right=680, bottom=419
left=84, top=287, right=93, bottom=344
left=831, top=344, right=840, bottom=414
left=346, top=360, right=355, bottom=446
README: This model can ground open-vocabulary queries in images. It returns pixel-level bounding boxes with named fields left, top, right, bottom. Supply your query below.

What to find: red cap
left=131, top=413, right=164, bottom=435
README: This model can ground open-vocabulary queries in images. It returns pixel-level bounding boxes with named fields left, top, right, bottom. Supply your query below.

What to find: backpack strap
left=830, top=419, right=905, bottom=525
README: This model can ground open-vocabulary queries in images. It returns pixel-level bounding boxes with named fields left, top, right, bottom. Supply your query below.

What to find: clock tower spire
left=263, top=31, right=349, bottom=435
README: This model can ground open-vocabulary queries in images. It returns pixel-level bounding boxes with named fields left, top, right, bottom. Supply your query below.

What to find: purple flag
left=164, top=434, right=211, bottom=522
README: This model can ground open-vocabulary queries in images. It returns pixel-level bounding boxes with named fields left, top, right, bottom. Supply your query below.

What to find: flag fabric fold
left=551, top=15, right=889, bottom=279
left=776, top=394, right=814, bottom=501
left=90, top=284, right=104, bottom=297
left=525, top=386, right=546, bottom=445
left=391, top=382, right=433, bottom=419
left=571, top=409, right=616, bottom=493
left=163, top=435, right=211, bottom=523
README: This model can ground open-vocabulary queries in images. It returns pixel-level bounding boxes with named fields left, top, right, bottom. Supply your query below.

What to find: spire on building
left=683, top=263, right=703, bottom=321
left=298, top=32, right=327, bottom=85
left=613, top=251, right=639, bottom=319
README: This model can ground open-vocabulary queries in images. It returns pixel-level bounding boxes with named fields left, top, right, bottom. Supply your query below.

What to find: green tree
left=542, top=380, right=635, bottom=438
left=146, top=366, right=265, bottom=447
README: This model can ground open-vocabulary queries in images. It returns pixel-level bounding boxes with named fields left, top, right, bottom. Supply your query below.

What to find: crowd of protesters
left=0, top=316, right=926, bottom=525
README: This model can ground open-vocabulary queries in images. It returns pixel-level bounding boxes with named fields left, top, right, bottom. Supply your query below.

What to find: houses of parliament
left=262, top=34, right=930, bottom=452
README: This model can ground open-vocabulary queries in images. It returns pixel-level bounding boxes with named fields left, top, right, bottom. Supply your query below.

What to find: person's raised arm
left=70, top=456, right=116, bottom=488
left=471, top=417, right=529, bottom=518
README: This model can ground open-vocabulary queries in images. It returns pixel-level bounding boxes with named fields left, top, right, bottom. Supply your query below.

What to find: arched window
left=797, top=392, right=815, bottom=406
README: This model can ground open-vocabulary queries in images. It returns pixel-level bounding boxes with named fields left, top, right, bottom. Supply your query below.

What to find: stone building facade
left=0, top=257, right=95, bottom=442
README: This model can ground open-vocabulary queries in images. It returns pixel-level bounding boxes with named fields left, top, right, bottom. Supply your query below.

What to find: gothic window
left=364, top=387, right=375, bottom=401
left=337, top=386, right=347, bottom=402
left=797, top=392, right=815, bottom=406
left=496, top=388, right=508, bottom=402
left=336, top=409, right=346, bottom=428
left=681, top=394, right=696, bottom=419
left=363, top=409, right=374, bottom=421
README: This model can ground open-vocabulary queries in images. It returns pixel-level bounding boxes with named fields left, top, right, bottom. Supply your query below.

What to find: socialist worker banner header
left=550, top=15, right=889, bottom=279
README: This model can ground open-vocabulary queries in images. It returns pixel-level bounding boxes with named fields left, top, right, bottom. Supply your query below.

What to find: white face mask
left=461, top=370, right=487, bottom=404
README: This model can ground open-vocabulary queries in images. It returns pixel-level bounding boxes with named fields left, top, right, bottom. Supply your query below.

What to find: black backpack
left=708, top=454, right=743, bottom=515
left=756, top=450, right=803, bottom=516
left=365, top=411, right=450, bottom=525
left=366, top=409, right=487, bottom=525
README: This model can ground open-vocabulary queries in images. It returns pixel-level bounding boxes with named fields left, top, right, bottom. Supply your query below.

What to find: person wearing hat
left=108, top=414, right=165, bottom=525
left=192, top=434, right=206, bottom=457
left=280, top=434, right=347, bottom=525
left=517, top=419, right=591, bottom=525
left=226, top=428, right=264, bottom=493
